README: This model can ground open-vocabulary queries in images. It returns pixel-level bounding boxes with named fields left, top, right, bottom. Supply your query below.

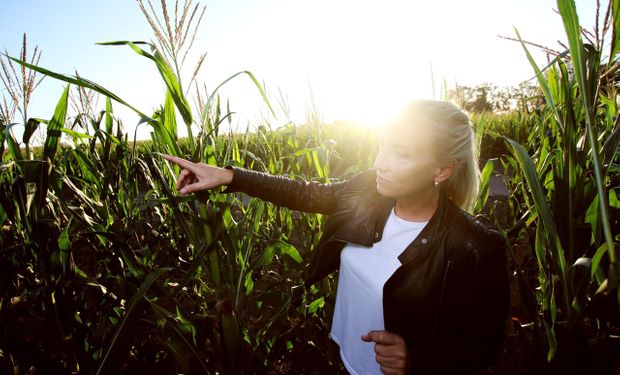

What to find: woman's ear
left=435, top=160, right=457, bottom=184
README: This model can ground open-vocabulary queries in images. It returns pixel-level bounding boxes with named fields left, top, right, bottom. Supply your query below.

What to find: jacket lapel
left=397, top=192, right=453, bottom=265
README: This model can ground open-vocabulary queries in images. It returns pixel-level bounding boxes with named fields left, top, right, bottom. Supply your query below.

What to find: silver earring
left=434, top=180, right=439, bottom=187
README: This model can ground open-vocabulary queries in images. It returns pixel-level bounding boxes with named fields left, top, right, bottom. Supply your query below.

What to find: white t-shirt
left=330, top=208, right=427, bottom=375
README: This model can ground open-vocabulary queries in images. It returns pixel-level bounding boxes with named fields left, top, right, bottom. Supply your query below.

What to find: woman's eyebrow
left=388, top=138, right=410, bottom=150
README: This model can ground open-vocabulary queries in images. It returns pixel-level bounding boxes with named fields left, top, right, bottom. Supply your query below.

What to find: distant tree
left=448, top=82, right=543, bottom=114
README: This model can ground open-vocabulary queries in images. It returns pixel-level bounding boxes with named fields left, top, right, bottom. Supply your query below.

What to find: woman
left=163, top=100, right=509, bottom=374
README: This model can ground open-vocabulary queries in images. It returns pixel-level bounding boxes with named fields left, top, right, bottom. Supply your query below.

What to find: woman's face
left=373, top=121, right=444, bottom=200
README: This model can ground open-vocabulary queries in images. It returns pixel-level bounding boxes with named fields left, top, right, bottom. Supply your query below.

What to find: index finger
left=160, top=154, right=197, bottom=171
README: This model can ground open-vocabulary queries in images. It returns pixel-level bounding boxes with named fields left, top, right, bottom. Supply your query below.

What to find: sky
left=0, top=0, right=599, bottom=140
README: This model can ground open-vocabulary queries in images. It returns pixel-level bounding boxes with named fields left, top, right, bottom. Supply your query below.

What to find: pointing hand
left=160, top=154, right=233, bottom=194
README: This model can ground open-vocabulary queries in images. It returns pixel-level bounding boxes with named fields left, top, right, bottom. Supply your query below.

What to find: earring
left=434, top=180, right=439, bottom=187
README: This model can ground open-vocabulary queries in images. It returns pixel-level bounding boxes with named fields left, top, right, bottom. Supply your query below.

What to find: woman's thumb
left=361, top=331, right=377, bottom=342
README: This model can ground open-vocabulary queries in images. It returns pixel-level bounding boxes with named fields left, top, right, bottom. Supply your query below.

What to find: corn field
left=1, top=0, right=620, bottom=374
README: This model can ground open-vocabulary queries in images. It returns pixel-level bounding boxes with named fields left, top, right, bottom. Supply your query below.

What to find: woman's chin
left=376, top=182, right=395, bottom=198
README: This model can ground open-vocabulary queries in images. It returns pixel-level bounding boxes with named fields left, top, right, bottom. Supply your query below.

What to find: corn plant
left=13, top=0, right=620, bottom=373
left=0, top=1, right=373, bottom=372
left=495, top=0, right=620, bottom=372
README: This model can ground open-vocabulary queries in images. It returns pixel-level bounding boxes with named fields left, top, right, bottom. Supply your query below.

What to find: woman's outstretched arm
left=161, top=154, right=346, bottom=214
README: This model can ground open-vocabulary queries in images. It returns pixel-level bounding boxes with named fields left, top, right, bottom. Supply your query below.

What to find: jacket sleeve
left=410, top=231, right=510, bottom=374
left=222, top=166, right=348, bottom=214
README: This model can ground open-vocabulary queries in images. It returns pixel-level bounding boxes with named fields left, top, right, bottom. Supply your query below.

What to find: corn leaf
left=6, top=55, right=149, bottom=120
left=149, top=303, right=209, bottom=373
left=514, top=27, right=559, bottom=122
left=474, top=158, right=497, bottom=214
left=601, top=114, right=620, bottom=173
left=102, top=97, right=114, bottom=162
left=96, top=267, right=171, bottom=375
left=610, top=0, right=620, bottom=63
left=206, top=70, right=276, bottom=119
left=163, top=89, right=178, bottom=141
left=5, top=123, right=24, bottom=161
left=504, top=136, right=570, bottom=313
left=97, top=41, right=193, bottom=126
left=275, top=240, right=302, bottom=264
left=23, top=118, right=41, bottom=145
left=58, top=222, right=71, bottom=274
left=61, top=127, right=92, bottom=140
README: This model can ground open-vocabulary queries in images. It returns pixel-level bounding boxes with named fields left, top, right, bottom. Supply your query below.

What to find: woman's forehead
left=382, top=120, right=432, bottom=141
left=381, top=126, right=435, bottom=154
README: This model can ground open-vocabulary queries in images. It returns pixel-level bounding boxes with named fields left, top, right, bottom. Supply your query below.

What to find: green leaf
left=6, top=55, right=149, bottom=119
left=307, top=296, right=324, bottom=315
left=102, top=97, right=114, bottom=162
left=474, top=158, right=497, bottom=214
left=255, top=244, right=276, bottom=268
left=0, top=120, right=6, bottom=159
left=591, top=243, right=609, bottom=279
left=205, top=70, right=277, bottom=122
left=163, top=89, right=178, bottom=140
left=610, top=189, right=620, bottom=209
left=14, top=160, right=50, bottom=216
left=546, top=322, right=558, bottom=362
left=58, top=222, right=71, bottom=273
left=5, top=123, right=24, bottom=161
left=105, top=96, right=113, bottom=134
left=74, top=148, right=102, bottom=184
left=312, top=149, right=325, bottom=179
left=177, top=239, right=211, bottom=290
left=96, top=267, right=171, bottom=375
left=514, top=27, right=558, bottom=118
left=149, top=90, right=181, bottom=156
left=585, top=195, right=600, bottom=239
left=43, top=85, right=69, bottom=161
left=504, top=136, right=570, bottom=314
left=275, top=240, right=302, bottom=264
left=23, top=118, right=41, bottom=145
left=244, top=272, right=254, bottom=295
left=149, top=303, right=209, bottom=374
left=98, top=41, right=193, bottom=126
left=601, top=116, right=620, bottom=172
left=61, top=127, right=93, bottom=139
left=610, top=0, right=620, bottom=63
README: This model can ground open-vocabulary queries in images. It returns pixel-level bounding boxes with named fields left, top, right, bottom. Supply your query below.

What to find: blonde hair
left=403, top=100, right=480, bottom=212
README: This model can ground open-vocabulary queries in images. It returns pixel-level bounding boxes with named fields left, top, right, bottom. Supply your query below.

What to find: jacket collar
left=335, top=190, right=394, bottom=247
left=370, top=190, right=457, bottom=265
left=335, top=170, right=459, bottom=264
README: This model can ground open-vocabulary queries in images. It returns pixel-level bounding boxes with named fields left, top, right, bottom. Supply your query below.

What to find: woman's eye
left=394, top=150, right=407, bottom=159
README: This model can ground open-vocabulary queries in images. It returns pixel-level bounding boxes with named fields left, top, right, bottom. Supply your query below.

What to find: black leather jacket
left=225, top=167, right=510, bottom=374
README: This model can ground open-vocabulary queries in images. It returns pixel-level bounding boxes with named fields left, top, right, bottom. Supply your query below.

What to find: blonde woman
left=163, top=100, right=509, bottom=374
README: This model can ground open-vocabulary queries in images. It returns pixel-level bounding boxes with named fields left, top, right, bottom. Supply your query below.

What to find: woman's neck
left=394, top=191, right=439, bottom=222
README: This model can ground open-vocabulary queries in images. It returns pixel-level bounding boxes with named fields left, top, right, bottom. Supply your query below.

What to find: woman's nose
left=373, top=149, right=387, bottom=171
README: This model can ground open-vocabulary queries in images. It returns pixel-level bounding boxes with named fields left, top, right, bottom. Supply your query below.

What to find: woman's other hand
left=361, top=330, right=408, bottom=375
left=161, top=154, right=233, bottom=194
